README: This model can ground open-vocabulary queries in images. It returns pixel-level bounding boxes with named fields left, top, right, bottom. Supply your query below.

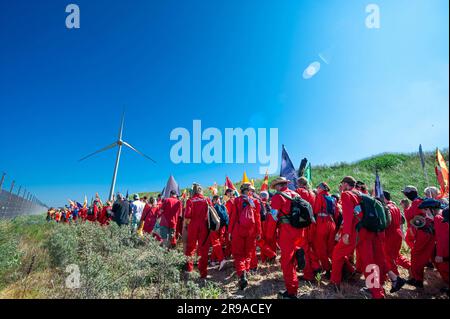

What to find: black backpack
left=278, top=192, right=315, bottom=229
left=87, top=206, right=94, bottom=216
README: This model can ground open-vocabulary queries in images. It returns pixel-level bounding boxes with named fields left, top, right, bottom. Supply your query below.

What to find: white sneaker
left=219, top=260, right=227, bottom=271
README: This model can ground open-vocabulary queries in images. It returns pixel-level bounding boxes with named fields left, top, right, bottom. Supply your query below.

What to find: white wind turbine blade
left=122, top=141, right=156, bottom=163
left=78, top=142, right=118, bottom=162
left=118, top=111, right=125, bottom=140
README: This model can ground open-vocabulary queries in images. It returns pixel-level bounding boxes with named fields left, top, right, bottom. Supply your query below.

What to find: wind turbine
left=79, top=112, right=156, bottom=201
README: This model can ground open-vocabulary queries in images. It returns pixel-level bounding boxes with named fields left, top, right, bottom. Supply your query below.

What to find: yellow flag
left=242, top=171, right=250, bottom=184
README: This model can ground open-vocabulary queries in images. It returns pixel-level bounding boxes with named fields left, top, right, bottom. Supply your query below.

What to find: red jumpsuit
left=271, top=187, right=308, bottom=295
left=184, top=194, right=212, bottom=278
left=261, top=212, right=278, bottom=261
left=313, top=191, right=339, bottom=272
left=229, top=195, right=262, bottom=277
left=160, top=197, right=182, bottom=246
left=406, top=199, right=436, bottom=282
left=404, top=198, right=423, bottom=249
left=87, top=203, right=100, bottom=222
left=210, top=228, right=225, bottom=263
left=295, top=187, right=319, bottom=279
left=384, top=201, right=411, bottom=275
left=434, top=213, right=449, bottom=284
left=331, top=189, right=386, bottom=299
left=98, top=205, right=112, bottom=226
left=140, top=204, right=162, bottom=241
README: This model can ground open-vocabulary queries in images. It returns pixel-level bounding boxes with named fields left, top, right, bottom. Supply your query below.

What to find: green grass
left=140, top=149, right=449, bottom=204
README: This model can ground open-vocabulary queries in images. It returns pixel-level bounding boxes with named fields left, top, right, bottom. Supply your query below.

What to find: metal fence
left=0, top=172, right=48, bottom=219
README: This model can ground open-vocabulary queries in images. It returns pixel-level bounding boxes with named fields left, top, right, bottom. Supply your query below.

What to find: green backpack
left=355, top=193, right=388, bottom=232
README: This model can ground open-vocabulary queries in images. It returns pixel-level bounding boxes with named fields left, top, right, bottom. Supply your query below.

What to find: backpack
left=215, top=204, right=229, bottom=227
left=278, top=192, right=315, bottom=229
left=259, top=201, right=268, bottom=222
left=87, top=206, right=94, bottom=216
left=238, top=199, right=256, bottom=229
left=207, top=205, right=221, bottom=231
left=355, top=192, right=388, bottom=232
left=323, top=195, right=337, bottom=216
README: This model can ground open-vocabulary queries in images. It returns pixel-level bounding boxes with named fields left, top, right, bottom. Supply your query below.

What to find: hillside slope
left=142, top=150, right=449, bottom=203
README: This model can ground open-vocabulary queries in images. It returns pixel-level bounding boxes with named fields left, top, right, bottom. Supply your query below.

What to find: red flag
left=260, top=170, right=269, bottom=192
left=225, top=176, right=237, bottom=191
left=435, top=148, right=449, bottom=197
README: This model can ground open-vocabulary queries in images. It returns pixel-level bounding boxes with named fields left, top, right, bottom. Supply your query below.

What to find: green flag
left=304, top=162, right=311, bottom=183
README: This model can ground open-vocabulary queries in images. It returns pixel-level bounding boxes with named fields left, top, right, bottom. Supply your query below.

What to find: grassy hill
left=141, top=149, right=449, bottom=203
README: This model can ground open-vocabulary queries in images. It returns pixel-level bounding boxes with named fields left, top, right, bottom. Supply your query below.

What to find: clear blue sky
left=0, top=0, right=448, bottom=207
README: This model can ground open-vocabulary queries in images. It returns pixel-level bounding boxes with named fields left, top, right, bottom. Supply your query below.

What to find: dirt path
left=197, top=256, right=449, bottom=299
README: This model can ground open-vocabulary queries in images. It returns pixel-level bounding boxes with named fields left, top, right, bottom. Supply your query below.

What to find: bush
left=46, top=222, right=202, bottom=299
left=359, top=153, right=410, bottom=171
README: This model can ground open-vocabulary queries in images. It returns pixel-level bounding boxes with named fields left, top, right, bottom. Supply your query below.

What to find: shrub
left=46, top=222, right=203, bottom=299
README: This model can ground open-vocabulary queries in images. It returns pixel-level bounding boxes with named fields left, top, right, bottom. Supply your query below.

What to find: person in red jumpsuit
left=250, top=191, right=268, bottom=271
left=354, top=181, right=369, bottom=273
left=313, top=182, right=340, bottom=279
left=222, top=188, right=236, bottom=259
left=140, top=197, right=162, bottom=242
left=331, top=176, right=386, bottom=299
left=259, top=191, right=278, bottom=263
left=209, top=195, right=227, bottom=270
left=98, top=201, right=113, bottom=226
left=382, top=191, right=411, bottom=275
left=270, top=177, right=306, bottom=299
left=295, top=177, right=319, bottom=282
left=184, top=183, right=213, bottom=279
left=229, top=182, right=262, bottom=290
left=404, top=198, right=438, bottom=288
left=160, top=190, right=182, bottom=249
left=402, top=186, right=431, bottom=288
left=403, top=186, right=423, bottom=251
left=434, top=206, right=449, bottom=294
left=378, top=191, right=408, bottom=293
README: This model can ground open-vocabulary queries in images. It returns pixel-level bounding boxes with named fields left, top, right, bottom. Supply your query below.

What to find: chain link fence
left=0, top=173, right=48, bottom=219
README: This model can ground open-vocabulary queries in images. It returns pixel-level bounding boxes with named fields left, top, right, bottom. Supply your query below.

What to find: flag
left=68, top=199, right=76, bottom=208
left=125, top=190, right=129, bottom=200
left=260, top=170, right=269, bottom=192
left=225, top=176, right=237, bottom=191
left=435, top=148, right=449, bottom=197
left=304, top=162, right=311, bottom=184
left=298, top=158, right=308, bottom=177
left=419, top=144, right=426, bottom=169
left=83, top=195, right=88, bottom=208
left=280, top=144, right=298, bottom=190
left=209, top=182, right=218, bottom=196
left=242, top=171, right=250, bottom=184
left=163, top=175, right=179, bottom=198
left=225, top=176, right=239, bottom=197
left=251, top=179, right=255, bottom=187
left=419, top=144, right=429, bottom=184
left=374, top=170, right=384, bottom=199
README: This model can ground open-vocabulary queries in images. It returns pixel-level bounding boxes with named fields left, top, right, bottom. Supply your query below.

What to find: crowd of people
left=46, top=177, right=449, bottom=299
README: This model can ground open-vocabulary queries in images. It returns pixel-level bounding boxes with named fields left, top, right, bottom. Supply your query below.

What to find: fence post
left=0, top=172, right=5, bottom=191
